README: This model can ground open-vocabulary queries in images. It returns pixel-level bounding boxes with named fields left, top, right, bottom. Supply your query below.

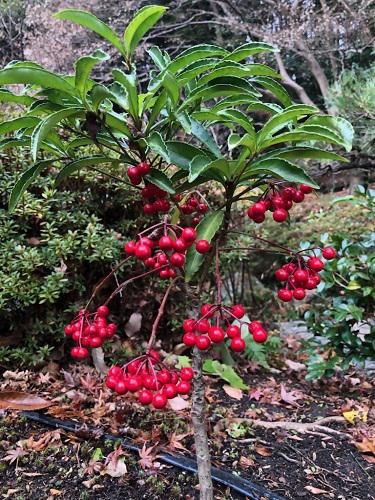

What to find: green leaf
left=75, top=50, right=109, bottom=98
left=177, top=58, right=219, bottom=83
left=55, top=155, right=120, bottom=185
left=188, top=156, right=228, bottom=182
left=252, top=76, right=293, bottom=107
left=177, top=114, right=221, bottom=157
left=66, top=137, right=94, bottom=153
left=90, top=84, right=113, bottom=111
left=185, top=211, right=224, bottom=280
left=203, top=360, right=247, bottom=389
left=167, top=44, right=228, bottom=74
left=124, top=5, right=166, bottom=57
left=160, top=71, right=179, bottom=107
left=258, top=146, right=348, bottom=163
left=217, top=109, right=256, bottom=136
left=165, top=141, right=211, bottom=170
left=9, top=159, right=53, bottom=212
left=257, top=104, right=318, bottom=146
left=0, top=89, right=34, bottom=105
left=0, top=116, right=40, bottom=134
left=224, top=42, right=276, bottom=62
left=303, top=115, right=354, bottom=152
left=147, top=46, right=170, bottom=70
left=54, top=9, right=124, bottom=55
left=0, top=66, right=77, bottom=95
left=145, top=131, right=170, bottom=163
left=0, top=138, right=30, bottom=151
left=105, top=111, right=132, bottom=137
left=228, top=133, right=256, bottom=154
left=181, top=83, right=259, bottom=109
left=31, top=107, right=84, bottom=161
left=198, top=62, right=280, bottom=85
left=244, top=158, right=319, bottom=188
left=261, top=129, right=348, bottom=150
left=145, top=168, right=175, bottom=194
left=112, top=69, right=139, bottom=118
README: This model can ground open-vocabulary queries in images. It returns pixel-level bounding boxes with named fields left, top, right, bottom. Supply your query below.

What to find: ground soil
left=0, top=362, right=374, bottom=500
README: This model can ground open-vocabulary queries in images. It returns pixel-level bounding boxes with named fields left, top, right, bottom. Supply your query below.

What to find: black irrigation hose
left=21, top=410, right=286, bottom=500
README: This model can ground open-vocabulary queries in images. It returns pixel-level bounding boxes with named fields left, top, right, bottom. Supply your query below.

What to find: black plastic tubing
left=21, top=410, right=286, bottom=500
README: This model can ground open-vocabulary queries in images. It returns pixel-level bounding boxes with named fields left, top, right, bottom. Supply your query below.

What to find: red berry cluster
left=276, top=247, right=337, bottom=302
left=182, top=303, right=268, bottom=352
left=105, top=351, right=193, bottom=409
left=141, top=183, right=171, bottom=215
left=64, top=306, right=117, bottom=359
left=127, top=161, right=150, bottom=186
left=124, top=226, right=211, bottom=279
left=177, top=193, right=209, bottom=226
left=247, top=184, right=313, bottom=224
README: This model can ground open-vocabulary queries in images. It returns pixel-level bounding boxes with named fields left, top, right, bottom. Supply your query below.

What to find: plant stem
left=191, top=347, right=213, bottom=500
left=146, top=278, right=178, bottom=351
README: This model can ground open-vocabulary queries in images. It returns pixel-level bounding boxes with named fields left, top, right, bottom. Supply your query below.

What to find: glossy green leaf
left=261, top=129, right=347, bottom=150
left=165, top=141, right=211, bottom=170
left=105, top=112, right=132, bottom=137
left=0, top=66, right=77, bottom=95
left=124, top=5, right=166, bottom=57
left=145, top=131, right=170, bottom=162
left=218, top=109, right=256, bottom=136
left=31, top=107, right=83, bottom=161
left=161, top=71, right=179, bottom=107
left=55, top=155, right=120, bottom=186
left=303, top=115, right=354, bottom=152
left=90, top=84, right=113, bottom=111
left=258, top=146, right=348, bottom=163
left=0, top=89, right=34, bottom=105
left=66, top=137, right=95, bottom=153
left=252, top=76, right=293, bottom=107
left=188, top=156, right=228, bottom=182
left=0, top=138, right=30, bottom=151
left=167, top=44, right=228, bottom=74
left=198, top=62, right=279, bottom=85
left=75, top=50, right=109, bottom=98
left=228, top=133, right=256, bottom=154
left=9, top=159, right=53, bottom=212
left=181, top=83, right=259, bottom=109
left=177, top=58, right=219, bottom=83
left=113, top=69, right=139, bottom=118
left=0, top=116, right=40, bottom=134
left=145, top=168, right=175, bottom=194
left=257, top=104, right=318, bottom=146
left=244, top=158, right=319, bottom=188
left=185, top=211, right=224, bottom=280
left=224, top=42, right=276, bottom=62
left=54, top=9, right=124, bottom=55
left=147, top=46, right=170, bottom=70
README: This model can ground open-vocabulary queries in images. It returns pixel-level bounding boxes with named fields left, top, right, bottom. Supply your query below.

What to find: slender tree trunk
left=191, top=347, right=213, bottom=500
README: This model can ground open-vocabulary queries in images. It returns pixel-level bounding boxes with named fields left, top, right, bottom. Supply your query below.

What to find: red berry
left=195, top=239, right=211, bottom=254
left=183, top=332, right=197, bottom=346
left=273, top=208, right=288, bottom=223
left=322, top=247, right=337, bottom=260
left=198, top=203, right=208, bottom=213
left=307, top=257, right=324, bottom=272
left=125, top=376, right=142, bottom=392
left=208, top=326, right=225, bottom=343
left=124, top=240, right=136, bottom=255
left=159, top=269, right=170, bottom=279
left=181, top=227, right=197, bottom=242
left=231, top=304, right=245, bottom=319
left=196, top=319, right=210, bottom=334
left=299, top=184, right=313, bottom=194
left=280, top=187, right=295, bottom=201
left=226, top=325, right=241, bottom=338
left=108, top=366, right=123, bottom=378
left=294, top=269, right=309, bottom=284
left=180, top=367, right=194, bottom=381
left=248, top=321, right=263, bottom=334
left=275, top=268, right=289, bottom=281
left=115, top=380, right=128, bottom=394
left=163, top=383, right=177, bottom=399
left=200, top=304, right=215, bottom=318
left=196, top=335, right=211, bottom=350
left=170, top=252, right=185, bottom=268
left=138, top=389, right=153, bottom=405
left=127, top=166, right=142, bottom=185
left=145, top=257, right=156, bottom=268
left=143, top=375, right=157, bottom=390
left=157, top=252, right=169, bottom=265
left=106, top=375, right=118, bottom=389
left=180, top=204, right=194, bottom=215
left=157, top=370, right=171, bottom=385
left=138, top=162, right=150, bottom=176
left=305, top=277, right=317, bottom=290
left=230, top=337, right=246, bottom=352
left=278, top=289, right=293, bottom=302
left=271, top=195, right=286, bottom=210
left=143, top=203, right=155, bottom=215
left=183, top=319, right=195, bottom=332
left=292, top=190, right=305, bottom=203
left=135, top=243, right=152, bottom=260
left=176, top=381, right=191, bottom=395
left=152, top=393, right=167, bottom=409
left=89, top=336, right=103, bottom=348
left=159, top=235, right=174, bottom=250
left=252, top=329, right=268, bottom=343
left=252, top=202, right=267, bottom=216
left=127, top=360, right=141, bottom=375
left=293, top=288, right=306, bottom=300
left=173, top=238, right=188, bottom=252
left=149, top=350, right=160, bottom=362
left=64, top=324, right=74, bottom=336
left=97, top=305, right=109, bottom=317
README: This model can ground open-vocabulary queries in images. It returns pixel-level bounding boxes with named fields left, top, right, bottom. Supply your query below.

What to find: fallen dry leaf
left=239, top=456, right=255, bottom=468
left=248, top=388, right=263, bottom=401
left=354, top=437, right=375, bottom=456
left=103, top=458, right=127, bottom=478
left=168, top=432, right=190, bottom=452
left=305, top=485, right=329, bottom=494
left=280, top=384, right=301, bottom=406
left=363, top=455, right=375, bottom=464
left=49, top=489, right=62, bottom=496
left=255, top=446, right=272, bottom=457
left=0, top=391, right=52, bottom=410
left=138, top=443, right=160, bottom=470
left=223, top=385, right=243, bottom=400
left=168, top=395, right=189, bottom=411
left=284, top=359, right=306, bottom=372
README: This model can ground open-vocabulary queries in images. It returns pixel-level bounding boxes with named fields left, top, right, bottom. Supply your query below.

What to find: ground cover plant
left=1, top=5, right=371, bottom=500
